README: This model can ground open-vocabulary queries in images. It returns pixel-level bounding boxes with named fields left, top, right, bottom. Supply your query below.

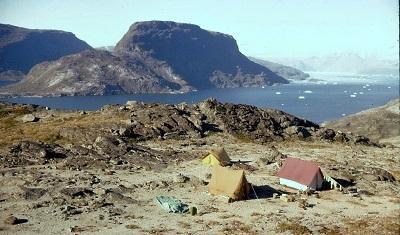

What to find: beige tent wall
left=208, top=165, right=249, bottom=201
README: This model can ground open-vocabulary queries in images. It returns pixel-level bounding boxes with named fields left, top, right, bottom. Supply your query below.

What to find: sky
left=0, top=0, right=398, bottom=59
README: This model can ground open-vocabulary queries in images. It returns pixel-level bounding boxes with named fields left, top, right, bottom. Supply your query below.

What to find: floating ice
left=359, top=92, right=364, bottom=94
left=344, top=90, right=348, bottom=93
left=275, top=92, right=281, bottom=95
left=298, top=96, right=305, bottom=99
left=341, top=113, right=346, bottom=116
left=353, top=92, right=358, bottom=95
left=362, top=86, right=366, bottom=89
left=304, top=90, right=313, bottom=94
left=281, top=104, right=285, bottom=106
left=350, top=94, right=356, bottom=98
left=367, top=88, right=372, bottom=91
left=388, top=86, right=391, bottom=89
left=366, top=84, right=370, bottom=87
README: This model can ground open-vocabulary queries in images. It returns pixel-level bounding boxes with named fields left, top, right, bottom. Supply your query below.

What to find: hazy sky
left=0, top=0, right=398, bottom=59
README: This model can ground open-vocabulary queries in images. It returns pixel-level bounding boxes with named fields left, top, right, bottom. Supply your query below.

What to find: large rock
left=195, top=98, right=318, bottom=142
left=21, top=113, right=38, bottom=123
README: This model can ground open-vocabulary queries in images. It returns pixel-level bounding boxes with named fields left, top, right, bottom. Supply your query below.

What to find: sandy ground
left=1, top=134, right=399, bottom=234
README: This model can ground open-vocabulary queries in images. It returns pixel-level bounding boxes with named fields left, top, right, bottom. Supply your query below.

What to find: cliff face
left=115, top=21, right=288, bottom=89
left=0, top=24, right=92, bottom=74
left=2, top=21, right=289, bottom=96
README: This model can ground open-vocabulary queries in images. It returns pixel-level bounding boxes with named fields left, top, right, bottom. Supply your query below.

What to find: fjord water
left=2, top=78, right=398, bottom=123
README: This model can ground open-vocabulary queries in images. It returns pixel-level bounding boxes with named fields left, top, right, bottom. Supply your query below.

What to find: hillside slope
left=324, top=99, right=400, bottom=141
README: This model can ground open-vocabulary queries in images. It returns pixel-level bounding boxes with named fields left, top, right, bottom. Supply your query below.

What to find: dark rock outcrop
left=50, top=98, right=378, bottom=147
left=2, top=21, right=288, bottom=96
left=0, top=99, right=381, bottom=169
left=0, top=24, right=91, bottom=74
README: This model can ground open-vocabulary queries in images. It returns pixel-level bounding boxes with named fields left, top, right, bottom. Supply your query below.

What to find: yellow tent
left=208, top=165, right=250, bottom=201
left=202, top=148, right=231, bottom=167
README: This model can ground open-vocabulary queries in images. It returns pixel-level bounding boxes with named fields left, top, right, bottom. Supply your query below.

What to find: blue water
left=2, top=82, right=398, bottom=123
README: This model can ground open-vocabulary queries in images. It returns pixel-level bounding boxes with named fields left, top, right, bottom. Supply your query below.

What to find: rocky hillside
left=248, top=57, right=310, bottom=81
left=0, top=98, right=378, bottom=159
left=324, top=99, right=400, bottom=141
left=0, top=24, right=91, bottom=78
left=3, top=49, right=191, bottom=96
left=1, top=21, right=288, bottom=96
left=115, top=21, right=287, bottom=90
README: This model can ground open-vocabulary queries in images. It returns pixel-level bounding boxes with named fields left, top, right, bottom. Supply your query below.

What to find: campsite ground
left=1, top=134, right=399, bottom=234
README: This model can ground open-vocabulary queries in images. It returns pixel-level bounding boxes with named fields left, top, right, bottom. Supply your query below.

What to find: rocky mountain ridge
left=0, top=98, right=378, bottom=162
left=0, top=24, right=91, bottom=80
left=268, top=53, right=399, bottom=75
left=1, top=21, right=288, bottom=96
left=248, top=57, right=310, bottom=81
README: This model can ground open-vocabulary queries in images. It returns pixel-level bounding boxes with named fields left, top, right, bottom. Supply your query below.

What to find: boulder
left=316, top=128, right=336, bottom=141
left=368, top=168, right=396, bottom=182
left=261, top=146, right=287, bottom=165
left=21, top=114, right=38, bottom=123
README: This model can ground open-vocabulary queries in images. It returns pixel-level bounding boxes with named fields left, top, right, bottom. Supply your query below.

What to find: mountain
left=3, top=49, right=191, bottom=96
left=248, top=57, right=310, bottom=81
left=1, top=21, right=288, bottom=96
left=323, top=99, right=400, bottom=143
left=0, top=24, right=92, bottom=76
left=114, top=21, right=287, bottom=90
left=268, top=53, right=399, bottom=75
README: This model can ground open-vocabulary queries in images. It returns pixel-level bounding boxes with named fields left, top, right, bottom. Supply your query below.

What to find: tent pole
left=251, top=184, right=259, bottom=200
left=251, top=184, right=265, bottom=213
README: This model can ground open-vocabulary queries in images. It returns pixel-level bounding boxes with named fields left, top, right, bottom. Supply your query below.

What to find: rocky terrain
left=324, top=99, right=400, bottom=145
left=0, top=24, right=91, bottom=81
left=2, top=49, right=189, bottom=96
left=0, top=99, right=398, bottom=234
left=248, top=57, right=310, bottom=81
left=1, top=21, right=289, bottom=96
